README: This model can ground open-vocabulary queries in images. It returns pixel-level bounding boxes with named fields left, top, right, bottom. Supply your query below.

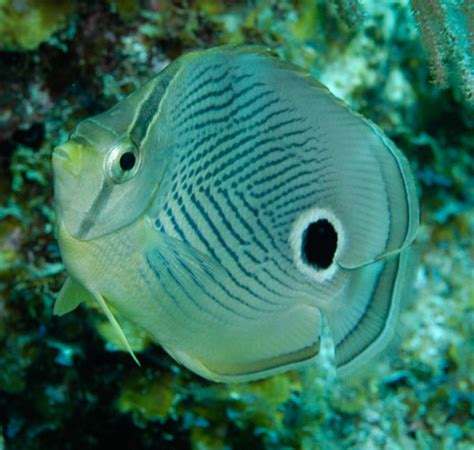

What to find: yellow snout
left=53, top=141, right=84, bottom=176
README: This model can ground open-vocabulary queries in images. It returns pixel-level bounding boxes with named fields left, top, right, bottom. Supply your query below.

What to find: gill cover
left=53, top=63, right=181, bottom=241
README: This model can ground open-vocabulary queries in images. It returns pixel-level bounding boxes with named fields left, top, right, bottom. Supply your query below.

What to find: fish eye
left=105, top=138, right=140, bottom=184
left=120, top=152, right=136, bottom=171
left=301, top=219, right=337, bottom=270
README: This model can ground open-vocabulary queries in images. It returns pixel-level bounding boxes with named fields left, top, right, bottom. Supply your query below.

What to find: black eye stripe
left=120, top=152, right=136, bottom=171
left=301, top=219, right=337, bottom=270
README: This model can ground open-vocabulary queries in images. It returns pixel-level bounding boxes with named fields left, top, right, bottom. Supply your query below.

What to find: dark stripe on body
left=188, top=191, right=282, bottom=304
left=162, top=199, right=270, bottom=312
left=218, top=138, right=324, bottom=187
left=77, top=182, right=113, bottom=239
left=137, top=265, right=191, bottom=326
left=130, top=69, right=176, bottom=146
left=175, top=92, right=278, bottom=170
left=220, top=188, right=309, bottom=290
left=170, top=63, right=225, bottom=115
left=145, top=255, right=186, bottom=315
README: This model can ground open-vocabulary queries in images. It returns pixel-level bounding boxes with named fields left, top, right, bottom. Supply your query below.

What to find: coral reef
left=0, top=1, right=472, bottom=449
left=0, top=0, right=75, bottom=51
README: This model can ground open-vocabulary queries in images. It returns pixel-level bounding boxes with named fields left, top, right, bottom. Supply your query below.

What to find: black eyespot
left=119, top=152, right=136, bottom=171
left=301, top=219, right=338, bottom=270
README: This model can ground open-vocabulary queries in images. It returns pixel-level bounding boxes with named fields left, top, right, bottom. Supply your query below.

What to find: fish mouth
left=52, top=140, right=85, bottom=177
left=53, top=145, right=72, bottom=161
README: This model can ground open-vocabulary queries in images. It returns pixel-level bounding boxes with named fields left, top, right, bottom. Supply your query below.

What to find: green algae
left=107, top=0, right=140, bottom=20
left=0, top=0, right=75, bottom=51
left=118, top=370, right=176, bottom=424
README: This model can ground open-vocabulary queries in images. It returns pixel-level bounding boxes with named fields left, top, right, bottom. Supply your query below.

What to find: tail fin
left=326, top=248, right=418, bottom=378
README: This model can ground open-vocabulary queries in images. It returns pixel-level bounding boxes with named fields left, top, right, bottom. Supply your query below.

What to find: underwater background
left=0, top=0, right=472, bottom=449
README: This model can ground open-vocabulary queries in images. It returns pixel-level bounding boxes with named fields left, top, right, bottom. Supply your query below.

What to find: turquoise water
left=0, top=1, right=472, bottom=449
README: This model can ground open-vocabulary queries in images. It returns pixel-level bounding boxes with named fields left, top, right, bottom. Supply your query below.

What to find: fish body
left=52, top=46, right=419, bottom=382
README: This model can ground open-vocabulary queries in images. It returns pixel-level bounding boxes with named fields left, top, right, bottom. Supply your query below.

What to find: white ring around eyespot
left=289, top=207, right=345, bottom=283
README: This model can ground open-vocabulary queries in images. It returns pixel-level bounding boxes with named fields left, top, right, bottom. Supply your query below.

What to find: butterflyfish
left=52, top=46, right=419, bottom=382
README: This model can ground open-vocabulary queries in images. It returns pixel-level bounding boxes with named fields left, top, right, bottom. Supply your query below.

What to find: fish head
left=52, top=77, right=175, bottom=241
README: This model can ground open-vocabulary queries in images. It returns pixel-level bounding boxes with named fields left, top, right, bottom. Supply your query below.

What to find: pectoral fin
left=54, top=277, right=91, bottom=316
